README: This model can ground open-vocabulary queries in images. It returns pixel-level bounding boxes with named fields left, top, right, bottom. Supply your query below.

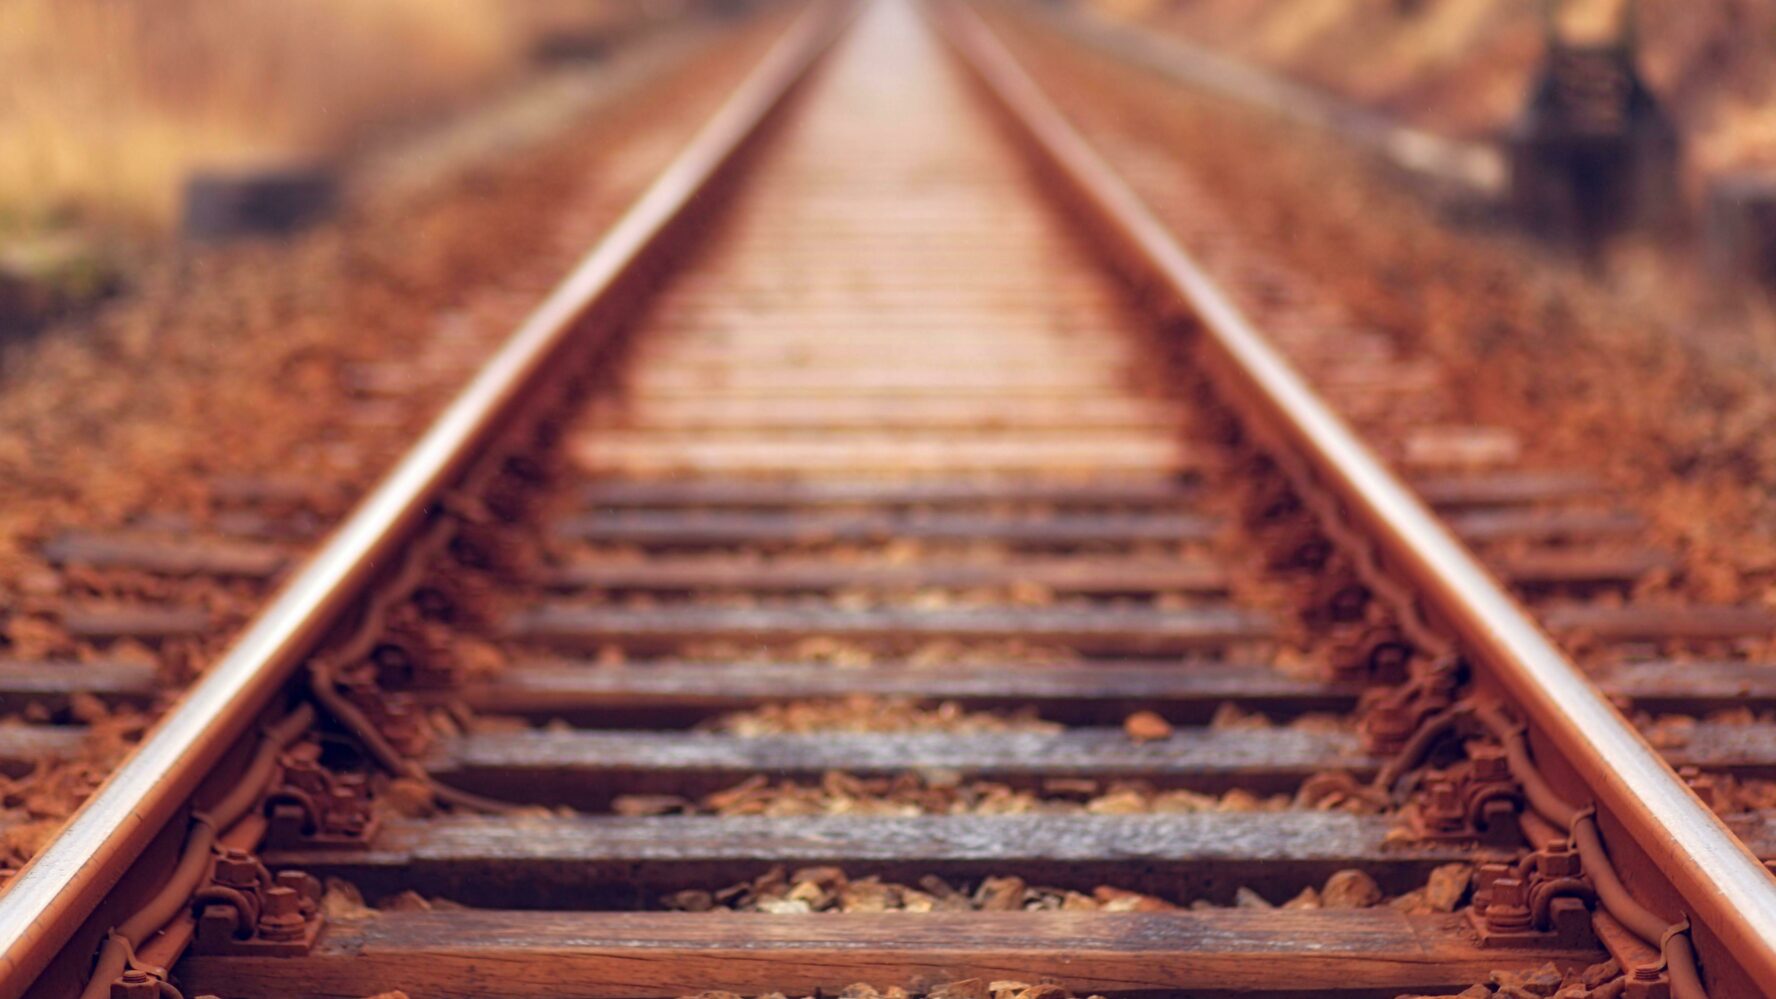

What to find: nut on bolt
left=111, top=970, right=161, bottom=999
left=1624, top=963, right=1671, bottom=999
left=1481, top=876, right=1535, bottom=934
left=257, top=885, right=307, bottom=941
left=1469, top=744, right=1508, bottom=781
left=211, top=847, right=263, bottom=889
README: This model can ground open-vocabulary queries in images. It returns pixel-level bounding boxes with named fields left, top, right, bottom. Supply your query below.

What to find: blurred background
left=3, top=0, right=1773, bottom=337
left=1091, top=0, right=1773, bottom=177
left=0, top=0, right=712, bottom=232
left=0, top=0, right=713, bottom=336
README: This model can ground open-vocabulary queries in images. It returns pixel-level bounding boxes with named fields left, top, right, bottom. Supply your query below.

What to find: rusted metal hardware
left=1327, top=624, right=1413, bottom=684
left=1359, top=655, right=1463, bottom=755
left=936, top=5, right=1776, bottom=993
left=333, top=663, right=435, bottom=760
left=1297, top=568, right=1373, bottom=630
left=1243, top=458, right=1427, bottom=687
left=263, top=742, right=380, bottom=850
left=479, top=454, right=553, bottom=524
left=449, top=518, right=540, bottom=579
left=1470, top=842, right=1597, bottom=949
left=1365, top=689, right=1704, bottom=986
left=0, top=8, right=856, bottom=997
left=367, top=617, right=464, bottom=690
left=190, top=851, right=322, bottom=956
left=409, top=566, right=499, bottom=632
left=285, top=504, right=507, bottom=816
left=1409, top=743, right=1525, bottom=848
left=1245, top=446, right=1455, bottom=688
left=1463, top=702, right=1710, bottom=995
left=77, top=707, right=316, bottom=999
left=107, top=969, right=169, bottom=999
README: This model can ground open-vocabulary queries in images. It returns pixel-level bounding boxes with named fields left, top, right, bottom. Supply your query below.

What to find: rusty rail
left=0, top=5, right=853, bottom=994
left=933, top=3, right=1776, bottom=993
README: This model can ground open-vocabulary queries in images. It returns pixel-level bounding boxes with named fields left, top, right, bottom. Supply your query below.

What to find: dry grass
left=0, top=0, right=528, bottom=232
left=1124, top=0, right=1776, bottom=170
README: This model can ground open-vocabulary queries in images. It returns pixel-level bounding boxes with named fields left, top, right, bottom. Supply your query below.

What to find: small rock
left=899, top=889, right=937, bottom=913
left=1320, top=869, right=1382, bottom=909
left=1491, top=962, right=1564, bottom=997
left=791, top=866, right=848, bottom=889
left=787, top=879, right=831, bottom=907
left=382, top=777, right=435, bottom=817
left=1086, top=788, right=1148, bottom=814
left=66, top=693, right=109, bottom=725
left=1060, top=891, right=1099, bottom=911
left=1041, top=778, right=1100, bottom=797
left=1123, top=710, right=1173, bottom=743
left=840, top=878, right=894, bottom=913
left=613, top=794, right=688, bottom=817
left=974, top=876, right=1027, bottom=911
left=929, top=979, right=990, bottom=999
left=321, top=877, right=377, bottom=922
left=1233, top=886, right=1274, bottom=909
left=1424, top=863, right=1472, bottom=912
left=1389, top=889, right=1428, bottom=914
left=1149, top=788, right=1219, bottom=812
left=919, top=874, right=964, bottom=899
left=1093, top=885, right=1175, bottom=911
left=376, top=890, right=431, bottom=912
left=1581, top=960, right=1621, bottom=988
left=1282, top=886, right=1322, bottom=909
left=1217, top=788, right=1265, bottom=812
left=1209, top=702, right=1266, bottom=729
left=662, top=890, right=714, bottom=912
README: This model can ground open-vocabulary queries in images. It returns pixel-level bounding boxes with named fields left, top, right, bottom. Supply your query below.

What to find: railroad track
left=3, top=1, right=1776, bottom=997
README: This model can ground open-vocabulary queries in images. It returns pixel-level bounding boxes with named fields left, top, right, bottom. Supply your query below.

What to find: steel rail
left=0, top=5, right=853, bottom=994
left=932, top=3, right=1776, bottom=993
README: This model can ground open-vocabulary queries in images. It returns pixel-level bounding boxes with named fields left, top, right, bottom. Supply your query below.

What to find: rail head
left=0, top=5, right=856, bottom=995
left=931, top=3, right=1776, bottom=994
